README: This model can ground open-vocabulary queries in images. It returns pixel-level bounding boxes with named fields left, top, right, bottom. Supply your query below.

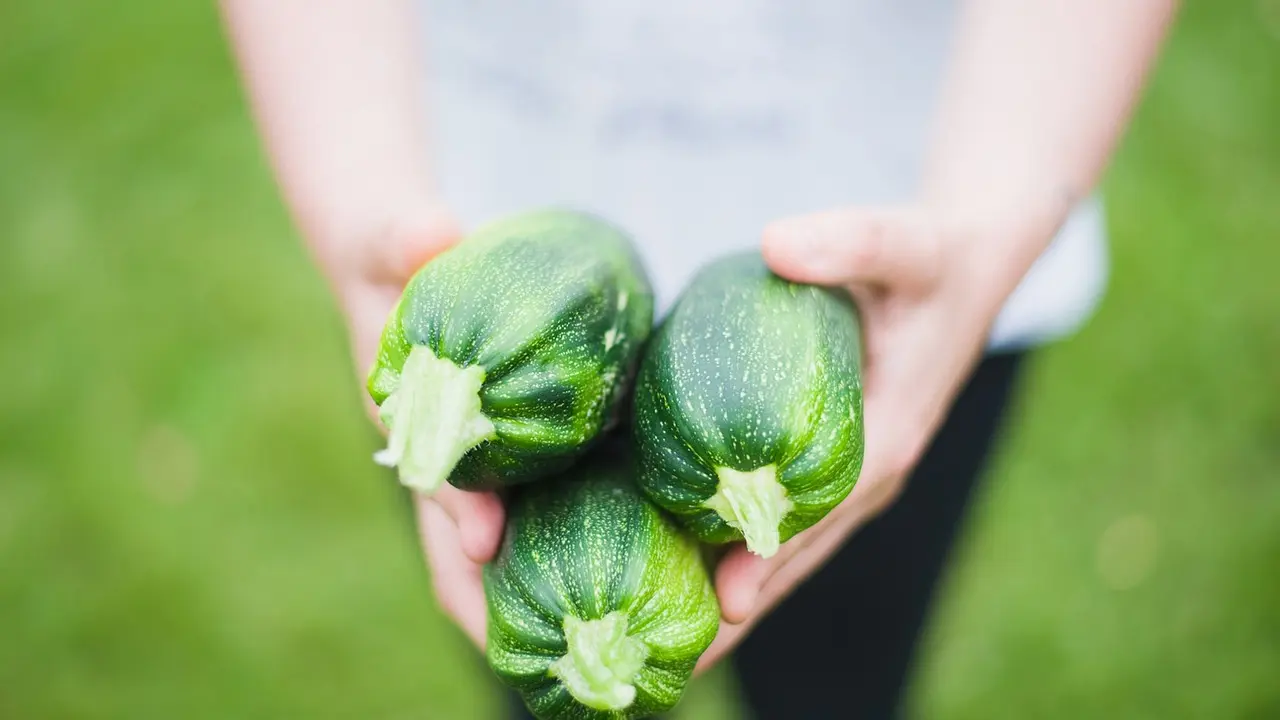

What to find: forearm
left=219, top=0, right=435, bottom=275
left=925, top=0, right=1176, bottom=276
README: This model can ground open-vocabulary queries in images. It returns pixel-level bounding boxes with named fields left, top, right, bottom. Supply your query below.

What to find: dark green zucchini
left=633, top=252, right=864, bottom=558
left=366, top=209, right=653, bottom=493
left=485, top=441, right=720, bottom=719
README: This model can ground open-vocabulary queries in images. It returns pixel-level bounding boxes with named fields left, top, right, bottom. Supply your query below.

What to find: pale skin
left=221, top=0, right=1176, bottom=673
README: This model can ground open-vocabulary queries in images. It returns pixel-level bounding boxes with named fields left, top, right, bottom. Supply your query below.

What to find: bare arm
left=925, top=0, right=1178, bottom=280
left=219, top=0, right=445, bottom=292
left=219, top=0, right=495, bottom=650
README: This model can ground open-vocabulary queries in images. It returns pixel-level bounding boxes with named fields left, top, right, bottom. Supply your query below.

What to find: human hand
left=696, top=204, right=1059, bottom=671
left=324, top=207, right=504, bottom=649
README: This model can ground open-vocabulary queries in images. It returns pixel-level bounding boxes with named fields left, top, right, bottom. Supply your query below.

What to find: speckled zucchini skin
left=485, top=441, right=720, bottom=719
left=633, top=252, right=864, bottom=547
left=367, top=209, right=653, bottom=490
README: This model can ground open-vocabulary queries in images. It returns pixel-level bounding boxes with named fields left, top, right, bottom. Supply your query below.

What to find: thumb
left=344, top=208, right=464, bottom=379
left=761, top=206, right=940, bottom=292
left=363, top=208, right=464, bottom=286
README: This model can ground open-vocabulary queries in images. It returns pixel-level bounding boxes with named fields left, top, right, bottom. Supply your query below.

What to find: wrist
left=926, top=167, right=1080, bottom=248
left=931, top=198, right=1072, bottom=328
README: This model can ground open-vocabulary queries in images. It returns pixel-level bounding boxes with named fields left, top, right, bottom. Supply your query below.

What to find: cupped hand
left=326, top=207, right=504, bottom=649
left=696, top=204, right=1056, bottom=672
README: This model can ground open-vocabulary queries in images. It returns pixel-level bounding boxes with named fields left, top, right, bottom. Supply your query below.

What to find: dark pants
left=506, top=352, right=1025, bottom=720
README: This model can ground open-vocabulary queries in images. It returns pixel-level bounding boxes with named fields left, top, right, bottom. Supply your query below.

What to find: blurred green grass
left=1, top=2, right=1276, bottom=718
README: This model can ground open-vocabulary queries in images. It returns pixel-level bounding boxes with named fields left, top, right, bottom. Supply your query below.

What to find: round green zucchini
left=485, top=441, right=720, bottom=719
left=366, top=209, right=653, bottom=493
left=633, top=252, right=864, bottom=558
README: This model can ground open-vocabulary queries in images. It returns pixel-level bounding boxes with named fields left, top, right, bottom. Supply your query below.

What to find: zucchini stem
left=706, top=465, right=792, bottom=558
left=550, top=612, right=649, bottom=712
left=373, top=345, right=496, bottom=494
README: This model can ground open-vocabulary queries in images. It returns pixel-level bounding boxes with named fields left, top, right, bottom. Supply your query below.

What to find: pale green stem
left=372, top=345, right=496, bottom=494
left=550, top=612, right=649, bottom=712
left=705, top=465, right=793, bottom=558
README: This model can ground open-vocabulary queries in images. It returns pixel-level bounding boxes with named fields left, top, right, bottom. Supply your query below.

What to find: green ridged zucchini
left=485, top=441, right=720, bottom=719
left=367, top=209, right=653, bottom=493
left=633, top=253, right=864, bottom=558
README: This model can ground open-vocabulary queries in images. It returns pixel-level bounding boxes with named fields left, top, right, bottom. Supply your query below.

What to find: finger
left=713, top=532, right=812, bottom=624
left=756, top=516, right=859, bottom=610
left=762, top=207, right=941, bottom=292
left=695, top=619, right=750, bottom=675
left=346, top=211, right=465, bottom=426
left=713, top=499, right=860, bottom=623
left=714, top=529, right=815, bottom=624
left=713, top=548, right=770, bottom=624
left=702, top=509, right=868, bottom=672
left=364, top=211, right=463, bottom=286
left=701, top=530, right=846, bottom=674
left=417, top=498, right=488, bottom=650
left=427, top=486, right=506, bottom=564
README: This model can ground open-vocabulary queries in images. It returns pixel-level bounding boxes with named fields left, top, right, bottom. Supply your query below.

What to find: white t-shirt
left=418, top=0, right=1107, bottom=351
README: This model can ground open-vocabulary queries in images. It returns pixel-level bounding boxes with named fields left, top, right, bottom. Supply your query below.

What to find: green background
left=1, top=2, right=1277, bottom=718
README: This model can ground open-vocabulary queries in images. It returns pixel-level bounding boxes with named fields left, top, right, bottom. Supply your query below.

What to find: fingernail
left=730, top=588, right=759, bottom=624
left=724, top=570, right=763, bottom=624
left=461, top=526, right=487, bottom=564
